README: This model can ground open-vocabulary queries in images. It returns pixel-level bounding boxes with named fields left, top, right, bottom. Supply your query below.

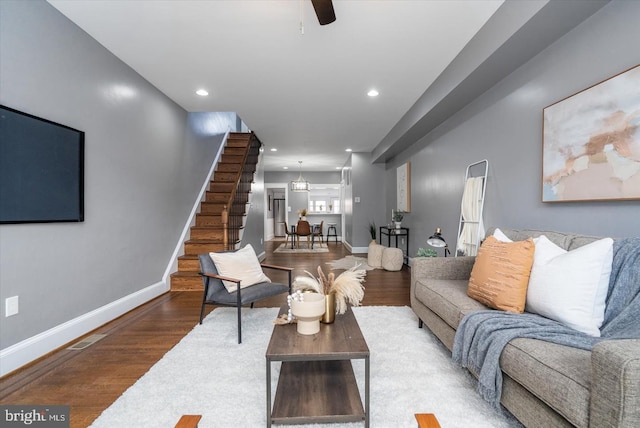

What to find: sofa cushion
left=568, top=234, right=602, bottom=251
left=414, top=279, right=487, bottom=330
left=487, top=227, right=602, bottom=252
left=500, top=338, right=591, bottom=428
left=487, top=228, right=574, bottom=250
left=467, top=236, right=535, bottom=313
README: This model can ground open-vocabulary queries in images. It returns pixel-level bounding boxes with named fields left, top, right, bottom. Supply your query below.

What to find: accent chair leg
left=237, top=305, right=242, bottom=344
left=199, top=302, right=206, bottom=325
left=418, top=319, right=423, bottom=328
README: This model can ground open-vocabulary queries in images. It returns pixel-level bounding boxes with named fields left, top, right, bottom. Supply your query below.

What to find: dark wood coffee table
left=266, top=305, right=370, bottom=427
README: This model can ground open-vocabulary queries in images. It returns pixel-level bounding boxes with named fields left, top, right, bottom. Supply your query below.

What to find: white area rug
left=273, top=243, right=329, bottom=253
left=326, top=255, right=376, bottom=271
left=90, top=307, right=519, bottom=428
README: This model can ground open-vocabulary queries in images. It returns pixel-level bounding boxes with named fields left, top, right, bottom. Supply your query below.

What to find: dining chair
left=283, top=220, right=295, bottom=249
left=311, top=220, right=324, bottom=248
left=295, top=220, right=312, bottom=248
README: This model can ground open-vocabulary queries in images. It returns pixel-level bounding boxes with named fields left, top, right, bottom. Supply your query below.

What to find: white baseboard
left=350, top=246, right=369, bottom=254
left=0, top=281, right=167, bottom=377
left=342, top=240, right=368, bottom=254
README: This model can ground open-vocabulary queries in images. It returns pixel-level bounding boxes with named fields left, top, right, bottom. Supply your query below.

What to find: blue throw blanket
left=452, top=237, right=640, bottom=408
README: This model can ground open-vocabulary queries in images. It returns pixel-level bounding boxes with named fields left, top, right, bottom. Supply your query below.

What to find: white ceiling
left=48, top=0, right=504, bottom=171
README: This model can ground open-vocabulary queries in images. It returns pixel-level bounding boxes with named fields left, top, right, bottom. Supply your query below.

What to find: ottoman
left=382, top=247, right=403, bottom=271
left=367, top=242, right=384, bottom=268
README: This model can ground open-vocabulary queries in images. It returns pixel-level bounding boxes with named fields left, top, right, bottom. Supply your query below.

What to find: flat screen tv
left=0, top=105, right=85, bottom=224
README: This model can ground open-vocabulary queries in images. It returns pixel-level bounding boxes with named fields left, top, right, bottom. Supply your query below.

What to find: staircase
left=170, top=132, right=262, bottom=291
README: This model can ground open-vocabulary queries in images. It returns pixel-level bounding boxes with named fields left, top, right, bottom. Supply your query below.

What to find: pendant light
left=291, top=161, right=310, bottom=192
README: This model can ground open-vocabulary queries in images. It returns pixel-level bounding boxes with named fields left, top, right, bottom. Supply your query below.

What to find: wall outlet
left=354, top=196, right=361, bottom=203
left=6, top=296, right=19, bottom=317
left=401, top=238, right=405, bottom=245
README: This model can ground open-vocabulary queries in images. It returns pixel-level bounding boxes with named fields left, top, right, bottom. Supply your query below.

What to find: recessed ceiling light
left=367, top=89, right=379, bottom=97
left=345, top=148, right=353, bottom=152
left=196, top=89, right=209, bottom=96
left=270, top=148, right=277, bottom=152
left=283, top=166, right=289, bottom=170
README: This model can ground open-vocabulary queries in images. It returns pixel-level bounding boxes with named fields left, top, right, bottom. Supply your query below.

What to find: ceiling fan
left=310, top=0, right=336, bottom=25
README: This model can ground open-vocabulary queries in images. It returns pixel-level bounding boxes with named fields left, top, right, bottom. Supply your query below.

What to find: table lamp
left=427, top=227, right=451, bottom=257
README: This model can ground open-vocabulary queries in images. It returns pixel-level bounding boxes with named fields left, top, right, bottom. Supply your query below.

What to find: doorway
left=264, top=184, right=288, bottom=242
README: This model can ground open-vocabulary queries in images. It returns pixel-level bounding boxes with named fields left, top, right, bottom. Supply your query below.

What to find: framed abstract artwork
left=397, top=162, right=411, bottom=212
left=542, top=64, right=640, bottom=202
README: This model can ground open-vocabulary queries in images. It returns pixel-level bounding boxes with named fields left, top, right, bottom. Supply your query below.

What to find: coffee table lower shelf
left=270, top=360, right=365, bottom=425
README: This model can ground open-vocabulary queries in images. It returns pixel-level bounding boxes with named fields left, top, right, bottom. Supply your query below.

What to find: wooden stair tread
left=185, top=236, right=242, bottom=244
left=171, top=271, right=200, bottom=278
left=225, top=140, right=250, bottom=147
left=184, top=238, right=240, bottom=244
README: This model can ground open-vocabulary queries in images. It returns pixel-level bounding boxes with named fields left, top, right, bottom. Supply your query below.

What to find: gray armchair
left=198, top=253, right=292, bottom=343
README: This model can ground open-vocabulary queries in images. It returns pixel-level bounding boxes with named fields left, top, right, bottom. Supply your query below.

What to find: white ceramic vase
left=290, top=293, right=326, bottom=335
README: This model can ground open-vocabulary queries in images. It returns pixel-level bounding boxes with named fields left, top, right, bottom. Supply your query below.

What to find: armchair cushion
left=205, top=281, right=289, bottom=306
left=199, top=253, right=226, bottom=298
left=209, top=244, right=271, bottom=292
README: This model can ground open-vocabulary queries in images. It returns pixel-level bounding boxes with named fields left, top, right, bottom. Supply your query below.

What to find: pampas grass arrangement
left=293, top=265, right=367, bottom=315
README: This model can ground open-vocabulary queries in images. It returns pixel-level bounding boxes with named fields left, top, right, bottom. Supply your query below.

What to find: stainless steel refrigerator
left=273, top=198, right=286, bottom=237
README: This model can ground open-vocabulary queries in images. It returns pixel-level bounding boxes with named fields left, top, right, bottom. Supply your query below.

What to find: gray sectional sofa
left=410, top=228, right=640, bottom=428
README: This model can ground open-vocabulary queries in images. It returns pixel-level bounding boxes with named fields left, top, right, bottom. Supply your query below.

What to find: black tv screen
left=0, top=105, right=84, bottom=224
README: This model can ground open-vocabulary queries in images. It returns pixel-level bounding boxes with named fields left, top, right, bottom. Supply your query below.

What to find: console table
left=379, top=226, right=409, bottom=265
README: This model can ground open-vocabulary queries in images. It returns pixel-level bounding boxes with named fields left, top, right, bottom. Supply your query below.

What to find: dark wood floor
left=0, top=239, right=410, bottom=427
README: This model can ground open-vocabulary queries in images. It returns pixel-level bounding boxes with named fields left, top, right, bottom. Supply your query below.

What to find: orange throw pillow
left=467, top=235, right=535, bottom=313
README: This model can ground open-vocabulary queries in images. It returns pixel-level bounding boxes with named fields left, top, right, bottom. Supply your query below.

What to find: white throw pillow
left=492, top=228, right=512, bottom=242
left=209, top=244, right=271, bottom=293
left=493, top=228, right=543, bottom=245
left=525, top=235, right=613, bottom=337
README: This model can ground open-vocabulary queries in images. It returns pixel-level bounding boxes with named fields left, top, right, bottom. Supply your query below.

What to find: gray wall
left=0, top=1, right=221, bottom=350
left=241, top=151, right=266, bottom=254
left=342, top=158, right=354, bottom=246
left=350, top=153, right=387, bottom=249
left=386, top=0, right=640, bottom=258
